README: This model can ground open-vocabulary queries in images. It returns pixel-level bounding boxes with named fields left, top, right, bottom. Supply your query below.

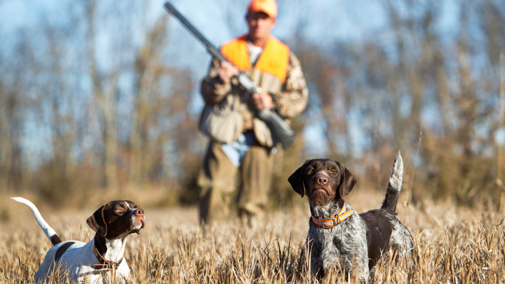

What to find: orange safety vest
left=221, top=35, right=289, bottom=83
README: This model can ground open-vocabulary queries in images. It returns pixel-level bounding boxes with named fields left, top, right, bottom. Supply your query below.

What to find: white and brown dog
left=11, top=197, right=145, bottom=283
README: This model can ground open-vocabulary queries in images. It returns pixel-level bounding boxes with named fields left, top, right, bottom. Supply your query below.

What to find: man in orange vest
left=198, top=0, right=308, bottom=225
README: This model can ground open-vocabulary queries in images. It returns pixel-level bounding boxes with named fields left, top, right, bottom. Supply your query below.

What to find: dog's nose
left=317, top=175, right=328, bottom=185
left=135, top=209, right=145, bottom=216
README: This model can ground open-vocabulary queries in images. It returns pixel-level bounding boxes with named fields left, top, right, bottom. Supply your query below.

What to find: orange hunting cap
left=247, top=0, right=277, bottom=18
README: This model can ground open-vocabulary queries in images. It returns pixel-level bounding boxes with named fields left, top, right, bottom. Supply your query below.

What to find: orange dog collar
left=311, top=205, right=353, bottom=228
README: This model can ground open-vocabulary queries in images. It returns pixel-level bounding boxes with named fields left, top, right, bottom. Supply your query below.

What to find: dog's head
left=288, top=159, right=357, bottom=206
left=86, top=200, right=145, bottom=238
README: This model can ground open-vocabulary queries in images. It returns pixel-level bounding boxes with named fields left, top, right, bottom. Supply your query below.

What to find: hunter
left=198, top=0, right=309, bottom=225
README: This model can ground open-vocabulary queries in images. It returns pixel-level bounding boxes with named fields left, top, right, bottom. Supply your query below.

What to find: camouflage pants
left=197, top=141, right=274, bottom=225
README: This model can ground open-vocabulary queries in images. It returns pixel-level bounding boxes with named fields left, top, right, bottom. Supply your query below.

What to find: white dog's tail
left=380, top=151, right=403, bottom=214
left=11, top=197, right=62, bottom=245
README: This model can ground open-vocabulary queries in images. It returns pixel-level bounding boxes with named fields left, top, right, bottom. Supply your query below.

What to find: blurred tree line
left=0, top=0, right=504, bottom=209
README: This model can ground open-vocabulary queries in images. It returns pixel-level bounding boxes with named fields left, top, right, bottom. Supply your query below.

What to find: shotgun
left=164, top=2, right=296, bottom=149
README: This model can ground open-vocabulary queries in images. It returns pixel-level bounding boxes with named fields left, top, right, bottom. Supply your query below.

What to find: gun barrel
left=164, top=2, right=227, bottom=63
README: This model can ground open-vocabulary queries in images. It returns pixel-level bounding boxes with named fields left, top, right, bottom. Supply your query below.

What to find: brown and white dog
left=11, top=197, right=145, bottom=283
left=288, top=151, right=412, bottom=282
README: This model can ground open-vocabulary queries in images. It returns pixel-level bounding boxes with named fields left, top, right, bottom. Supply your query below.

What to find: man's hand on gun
left=251, top=93, right=273, bottom=110
left=218, top=62, right=273, bottom=111
left=218, top=61, right=239, bottom=84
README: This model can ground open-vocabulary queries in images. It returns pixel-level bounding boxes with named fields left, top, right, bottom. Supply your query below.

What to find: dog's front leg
left=351, top=251, right=370, bottom=284
left=356, top=265, right=369, bottom=284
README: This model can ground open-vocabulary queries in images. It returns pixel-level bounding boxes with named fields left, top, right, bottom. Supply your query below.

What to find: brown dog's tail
left=380, top=151, right=403, bottom=214
left=11, top=197, right=62, bottom=245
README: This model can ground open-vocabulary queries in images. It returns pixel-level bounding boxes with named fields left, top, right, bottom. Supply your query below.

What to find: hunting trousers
left=197, top=141, right=274, bottom=225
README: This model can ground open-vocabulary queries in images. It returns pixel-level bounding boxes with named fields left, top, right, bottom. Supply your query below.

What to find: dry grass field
left=1, top=189, right=505, bottom=283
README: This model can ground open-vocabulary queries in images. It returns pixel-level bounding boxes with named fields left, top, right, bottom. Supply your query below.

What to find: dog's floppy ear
left=337, top=162, right=357, bottom=198
left=288, top=161, right=308, bottom=197
left=86, top=204, right=109, bottom=237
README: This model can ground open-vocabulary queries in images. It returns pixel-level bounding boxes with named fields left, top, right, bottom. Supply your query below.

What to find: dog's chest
left=308, top=214, right=368, bottom=270
left=56, top=241, right=130, bottom=283
left=310, top=225, right=356, bottom=258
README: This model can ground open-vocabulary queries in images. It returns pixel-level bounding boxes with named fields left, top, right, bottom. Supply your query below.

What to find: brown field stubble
left=1, top=190, right=505, bottom=283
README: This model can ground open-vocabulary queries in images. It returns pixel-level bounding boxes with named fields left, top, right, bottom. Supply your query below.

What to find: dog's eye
left=306, top=167, right=314, bottom=175
left=328, top=167, right=337, bottom=173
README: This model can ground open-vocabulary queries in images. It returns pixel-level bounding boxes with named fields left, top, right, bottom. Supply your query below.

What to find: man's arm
left=200, top=58, right=238, bottom=105
left=270, top=51, right=309, bottom=119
